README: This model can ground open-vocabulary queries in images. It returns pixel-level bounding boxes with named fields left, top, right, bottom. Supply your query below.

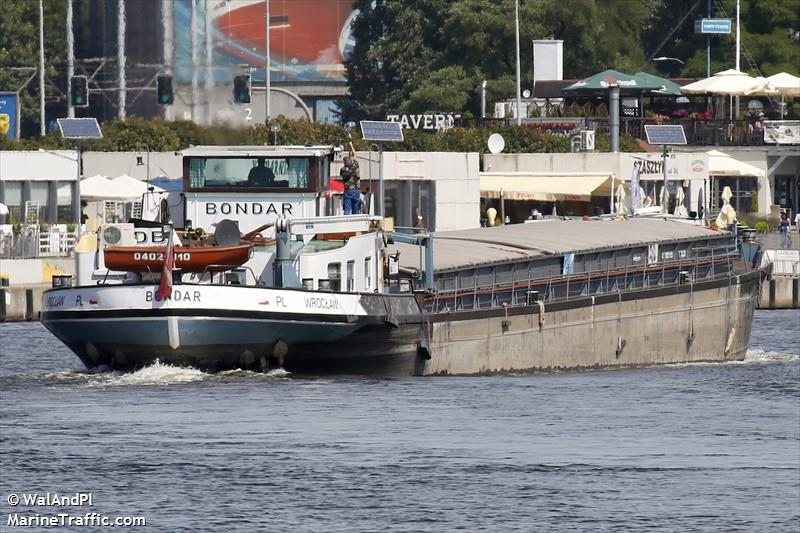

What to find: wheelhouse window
left=187, top=157, right=310, bottom=190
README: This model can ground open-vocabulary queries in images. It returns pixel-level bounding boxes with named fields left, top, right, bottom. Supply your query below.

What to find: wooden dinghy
left=104, top=244, right=252, bottom=273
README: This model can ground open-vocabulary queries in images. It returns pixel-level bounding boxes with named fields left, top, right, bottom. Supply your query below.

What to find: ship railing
left=430, top=253, right=739, bottom=313
left=201, top=264, right=262, bottom=286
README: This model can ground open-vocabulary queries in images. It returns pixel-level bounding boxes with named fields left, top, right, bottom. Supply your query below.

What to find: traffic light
left=233, top=74, right=251, bottom=104
left=156, top=75, right=174, bottom=105
left=70, top=75, right=88, bottom=107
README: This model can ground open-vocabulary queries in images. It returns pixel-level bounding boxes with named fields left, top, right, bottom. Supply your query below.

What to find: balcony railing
left=454, top=116, right=777, bottom=146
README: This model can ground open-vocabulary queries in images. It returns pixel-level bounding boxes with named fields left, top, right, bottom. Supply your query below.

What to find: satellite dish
left=214, top=219, right=241, bottom=246
left=522, top=89, right=531, bottom=98
left=487, top=133, right=505, bottom=155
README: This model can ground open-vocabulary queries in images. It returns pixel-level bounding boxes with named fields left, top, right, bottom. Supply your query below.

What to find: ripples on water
left=1, top=311, right=798, bottom=532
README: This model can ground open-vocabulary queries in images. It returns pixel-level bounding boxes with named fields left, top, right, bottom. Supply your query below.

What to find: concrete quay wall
left=0, top=258, right=76, bottom=321
left=758, top=276, right=800, bottom=309
left=0, top=285, right=49, bottom=321
left=425, top=274, right=759, bottom=375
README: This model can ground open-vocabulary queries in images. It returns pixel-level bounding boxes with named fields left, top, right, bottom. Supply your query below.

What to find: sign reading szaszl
left=694, top=18, right=732, bottom=34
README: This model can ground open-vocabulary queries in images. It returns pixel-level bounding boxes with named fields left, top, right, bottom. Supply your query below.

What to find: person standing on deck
left=340, top=151, right=361, bottom=215
left=779, top=212, right=791, bottom=248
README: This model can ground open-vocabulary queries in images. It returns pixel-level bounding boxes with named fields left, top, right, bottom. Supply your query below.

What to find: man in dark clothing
left=248, top=158, right=275, bottom=187
left=340, top=153, right=361, bottom=214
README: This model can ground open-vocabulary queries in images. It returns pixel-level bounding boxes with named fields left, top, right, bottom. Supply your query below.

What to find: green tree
left=643, top=0, right=800, bottom=78
left=0, top=0, right=67, bottom=137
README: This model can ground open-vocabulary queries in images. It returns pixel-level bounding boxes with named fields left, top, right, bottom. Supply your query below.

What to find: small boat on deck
left=104, top=244, right=252, bottom=273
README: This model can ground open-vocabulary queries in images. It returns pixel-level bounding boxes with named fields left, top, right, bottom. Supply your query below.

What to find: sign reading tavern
left=386, top=114, right=461, bottom=131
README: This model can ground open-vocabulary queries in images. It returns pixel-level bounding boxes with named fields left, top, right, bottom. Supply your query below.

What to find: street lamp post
left=514, top=0, right=522, bottom=126
left=265, top=0, right=271, bottom=122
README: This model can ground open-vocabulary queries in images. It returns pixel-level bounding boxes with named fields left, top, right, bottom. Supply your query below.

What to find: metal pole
left=117, top=0, right=126, bottom=120
left=191, top=0, right=198, bottom=122
left=609, top=85, right=620, bottom=152
left=662, top=145, right=668, bottom=214
left=205, top=0, right=213, bottom=125
left=706, top=0, right=711, bottom=78
left=514, top=0, right=522, bottom=126
left=735, top=0, right=740, bottom=72
left=734, top=0, right=740, bottom=119
left=265, top=0, right=271, bottom=121
left=67, top=0, right=74, bottom=118
left=378, top=143, right=385, bottom=217
left=38, top=0, right=45, bottom=136
left=481, top=80, right=487, bottom=119
left=163, top=0, right=174, bottom=120
left=74, top=144, right=82, bottom=235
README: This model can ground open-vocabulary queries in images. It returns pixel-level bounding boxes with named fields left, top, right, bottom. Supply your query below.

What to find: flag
left=158, top=228, right=174, bottom=300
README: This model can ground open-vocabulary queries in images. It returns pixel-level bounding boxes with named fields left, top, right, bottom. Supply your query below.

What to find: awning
left=707, top=150, right=766, bottom=177
left=480, top=173, right=618, bottom=202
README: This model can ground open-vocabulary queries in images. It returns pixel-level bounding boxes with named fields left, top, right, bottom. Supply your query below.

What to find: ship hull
left=423, top=269, right=763, bottom=375
left=41, top=285, right=427, bottom=376
left=41, top=270, right=763, bottom=376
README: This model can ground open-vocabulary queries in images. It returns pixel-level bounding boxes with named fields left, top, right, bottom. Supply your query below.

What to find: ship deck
left=390, top=218, right=731, bottom=272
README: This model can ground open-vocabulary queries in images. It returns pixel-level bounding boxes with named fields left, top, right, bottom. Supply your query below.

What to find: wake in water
left=744, top=348, right=800, bottom=363
left=96, top=359, right=208, bottom=387
left=2, top=360, right=293, bottom=388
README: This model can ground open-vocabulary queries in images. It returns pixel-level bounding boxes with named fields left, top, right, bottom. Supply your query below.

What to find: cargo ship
left=40, top=145, right=765, bottom=376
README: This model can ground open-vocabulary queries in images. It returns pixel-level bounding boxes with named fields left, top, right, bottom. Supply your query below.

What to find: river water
left=1, top=310, right=798, bottom=532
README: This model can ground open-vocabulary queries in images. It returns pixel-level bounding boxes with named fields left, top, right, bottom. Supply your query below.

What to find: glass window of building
left=1, top=181, right=23, bottom=223
left=57, top=182, right=75, bottom=223
left=29, top=182, right=49, bottom=223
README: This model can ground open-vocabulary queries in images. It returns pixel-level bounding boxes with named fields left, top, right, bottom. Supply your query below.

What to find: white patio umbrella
left=682, top=69, right=767, bottom=120
left=674, top=187, right=689, bottom=217
left=110, top=174, right=164, bottom=197
left=716, top=186, right=737, bottom=229
left=79, top=174, right=113, bottom=201
left=80, top=174, right=163, bottom=202
left=744, top=72, right=800, bottom=119
left=614, top=183, right=628, bottom=215
left=641, top=186, right=652, bottom=207
left=764, top=72, right=800, bottom=97
left=659, top=184, right=669, bottom=209
left=681, top=69, right=764, bottom=96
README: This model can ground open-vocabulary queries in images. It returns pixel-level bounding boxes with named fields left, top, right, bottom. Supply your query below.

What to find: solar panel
left=360, top=120, right=404, bottom=142
left=644, top=125, right=686, bottom=145
left=57, top=118, right=103, bottom=139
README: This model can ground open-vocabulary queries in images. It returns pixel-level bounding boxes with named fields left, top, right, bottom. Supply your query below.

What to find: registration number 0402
left=133, top=252, right=191, bottom=261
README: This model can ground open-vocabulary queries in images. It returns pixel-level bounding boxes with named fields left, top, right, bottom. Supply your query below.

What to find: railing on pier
left=0, top=224, right=78, bottom=260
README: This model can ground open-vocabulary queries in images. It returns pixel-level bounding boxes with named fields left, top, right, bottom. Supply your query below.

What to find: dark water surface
left=1, top=310, right=798, bottom=532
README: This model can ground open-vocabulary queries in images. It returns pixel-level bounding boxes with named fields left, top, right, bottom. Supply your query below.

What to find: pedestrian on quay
left=778, top=212, right=791, bottom=248
left=340, top=151, right=361, bottom=215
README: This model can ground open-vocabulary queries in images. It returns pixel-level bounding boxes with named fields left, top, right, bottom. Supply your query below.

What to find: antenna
left=487, top=133, right=505, bottom=155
